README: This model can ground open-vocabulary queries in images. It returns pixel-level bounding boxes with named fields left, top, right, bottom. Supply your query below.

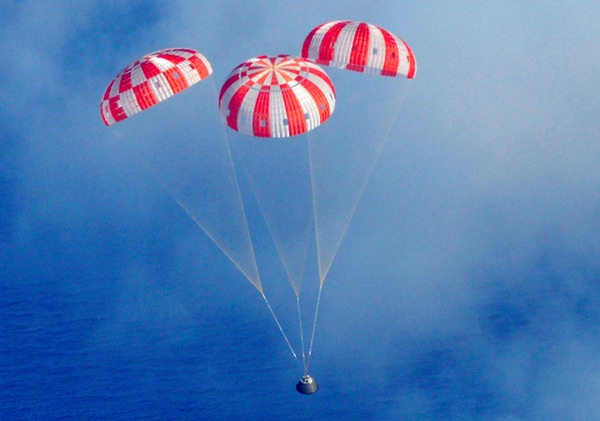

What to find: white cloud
left=3, top=1, right=600, bottom=417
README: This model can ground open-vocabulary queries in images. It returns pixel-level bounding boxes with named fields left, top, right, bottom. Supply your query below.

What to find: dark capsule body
left=296, top=375, right=318, bottom=394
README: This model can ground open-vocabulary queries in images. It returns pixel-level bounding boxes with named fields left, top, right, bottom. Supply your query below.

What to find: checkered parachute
left=100, top=48, right=213, bottom=126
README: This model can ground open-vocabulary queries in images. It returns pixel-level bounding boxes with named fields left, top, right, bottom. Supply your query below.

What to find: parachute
left=219, top=56, right=336, bottom=297
left=301, top=20, right=416, bottom=78
left=100, top=48, right=262, bottom=291
left=219, top=55, right=335, bottom=138
left=299, top=21, right=417, bottom=286
left=219, top=55, right=337, bottom=379
left=101, top=48, right=213, bottom=126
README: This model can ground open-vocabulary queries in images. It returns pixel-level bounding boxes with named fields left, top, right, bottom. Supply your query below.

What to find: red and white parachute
left=100, top=48, right=212, bottom=126
left=301, top=21, right=416, bottom=79
left=218, top=55, right=336, bottom=138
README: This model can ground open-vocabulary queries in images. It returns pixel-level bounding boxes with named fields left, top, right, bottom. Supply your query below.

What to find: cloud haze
left=2, top=1, right=600, bottom=418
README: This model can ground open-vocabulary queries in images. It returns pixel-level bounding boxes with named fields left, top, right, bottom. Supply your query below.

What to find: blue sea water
left=1, top=262, right=398, bottom=420
left=0, top=262, right=510, bottom=420
left=4, top=205, right=599, bottom=420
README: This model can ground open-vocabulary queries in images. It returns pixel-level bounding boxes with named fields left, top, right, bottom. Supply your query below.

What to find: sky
left=2, top=1, right=600, bottom=419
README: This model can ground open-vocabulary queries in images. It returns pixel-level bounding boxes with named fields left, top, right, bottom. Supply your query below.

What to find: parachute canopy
left=301, top=21, right=416, bottom=79
left=101, top=48, right=213, bottom=126
left=218, top=55, right=336, bottom=138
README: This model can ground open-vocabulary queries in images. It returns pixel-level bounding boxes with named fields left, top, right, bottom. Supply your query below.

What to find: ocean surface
left=1, top=264, right=516, bottom=421
left=1, top=266, right=423, bottom=420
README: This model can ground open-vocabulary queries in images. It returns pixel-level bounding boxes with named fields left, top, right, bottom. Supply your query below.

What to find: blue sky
left=2, top=1, right=600, bottom=419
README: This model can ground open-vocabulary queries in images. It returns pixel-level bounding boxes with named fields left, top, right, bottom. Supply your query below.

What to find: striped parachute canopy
left=100, top=48, right=213, bottom=126
left=218, top=55, right=336, bottom=138
left=301, top=21, right=416, bottom=79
